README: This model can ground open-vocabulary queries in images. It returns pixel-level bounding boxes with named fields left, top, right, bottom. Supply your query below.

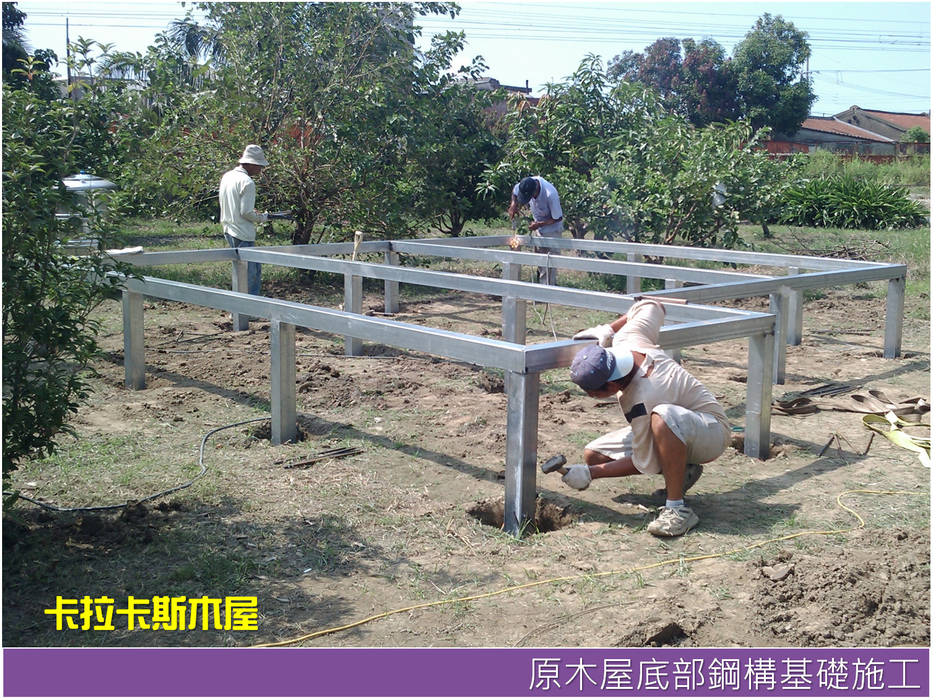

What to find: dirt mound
left=751, top=529, right=929, bottom=646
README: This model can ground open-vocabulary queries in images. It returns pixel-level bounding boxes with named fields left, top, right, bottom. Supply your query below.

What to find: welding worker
left=507, top=175, right=563, bottom=284
left=219, top=144, right=270, bottom=295
left=562, top=299, right=730, bottom=537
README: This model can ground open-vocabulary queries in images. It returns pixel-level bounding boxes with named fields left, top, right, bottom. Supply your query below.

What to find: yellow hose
left=252, top=489, right=921, bottom=648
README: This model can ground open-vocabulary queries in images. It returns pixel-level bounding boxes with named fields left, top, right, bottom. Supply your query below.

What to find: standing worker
left=508, top=175, right=564, bottom=285
left=559, top=299, right=730, bottom=537
left=219, top=144, right=270, bottom=296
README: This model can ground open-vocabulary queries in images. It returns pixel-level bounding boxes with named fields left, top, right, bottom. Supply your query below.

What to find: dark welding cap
left=515, top=176, right=539, bottom=204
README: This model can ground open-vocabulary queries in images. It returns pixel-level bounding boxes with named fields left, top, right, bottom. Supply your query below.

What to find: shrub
left=2, top=63, right=129, bottom=484
left=777, top=175, right=928, bottom=230
left=795, top=151, right=930, bottom=187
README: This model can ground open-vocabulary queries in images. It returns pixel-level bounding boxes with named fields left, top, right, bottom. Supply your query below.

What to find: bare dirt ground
left=4, top=278, right=930, bottom=648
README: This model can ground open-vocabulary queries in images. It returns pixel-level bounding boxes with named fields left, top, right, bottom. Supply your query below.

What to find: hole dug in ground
left=466, top=496, right=574, bottom=536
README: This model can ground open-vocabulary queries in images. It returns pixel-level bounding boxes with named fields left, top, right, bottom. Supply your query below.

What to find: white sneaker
left=647, top=506, right=699, bottom=537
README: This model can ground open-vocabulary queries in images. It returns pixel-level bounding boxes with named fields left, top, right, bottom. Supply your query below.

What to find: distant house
left=769, top=116, right=896, bottom=155
left=833, top=106, right=931, bottom=143
left=466, top=77, right=537, bottom=117
left=768, top=106, right=931, bottom=157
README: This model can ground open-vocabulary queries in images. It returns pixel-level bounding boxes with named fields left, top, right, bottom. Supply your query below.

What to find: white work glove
left=572, top=323, right=614, bottom=348
left=561, top=464, right=591, bottom=491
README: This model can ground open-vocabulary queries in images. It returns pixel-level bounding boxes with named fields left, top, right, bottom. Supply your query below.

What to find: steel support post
left=626, top=253, right=643, bottom=294
left=501, top=263, right=527, bottom=343
left=769, top=290, right=789, bottom=385
left=231, top=259, right=250, bottom=331
left=884, top=275, right=905, bottom=359
left=502, top=262, right=527, bottom=395
left=122, top=289, right=145, bottom=390
left=504, top=370, right=539, bottom=536
left=786, top=267, right=804, bottom=345
left=270, top=320, right=297, bottom=445
left=665, top=279, right=683, bottom=363
left=344, top=273, right=363, bottom=356
left=745, top=331, right=774, bottom=459
left=384, top=250, right=400, bottom=314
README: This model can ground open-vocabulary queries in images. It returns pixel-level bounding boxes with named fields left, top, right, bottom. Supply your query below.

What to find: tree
left=481, top=56, right=791, bottom=248
left=109, top=1, right=498, bottom=242
left=2, top=2, right=28, bottom=74
left=607, top=13, right=814, bottom=133
left=607, top=37, right=739, bottom=128
left=2, top=58, right=129, bottom=484
left=3, top=3, right=58, bottom=98
left=901, top=126, right=930, bottom=143
left=731, top=13, right=815, bottom=134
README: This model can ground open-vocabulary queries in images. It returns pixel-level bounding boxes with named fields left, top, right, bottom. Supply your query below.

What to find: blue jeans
left=224, top=234, right=262, bottom=296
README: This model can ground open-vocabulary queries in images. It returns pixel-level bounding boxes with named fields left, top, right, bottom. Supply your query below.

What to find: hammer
left=540, top=454, right=568, bottom=475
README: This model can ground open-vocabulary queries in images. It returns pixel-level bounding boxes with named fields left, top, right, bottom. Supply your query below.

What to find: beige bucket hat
left=239, top=144, right=269, bottom=167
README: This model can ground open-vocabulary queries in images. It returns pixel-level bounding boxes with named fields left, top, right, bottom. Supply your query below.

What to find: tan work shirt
left=613, top=300, right=730, bottom=472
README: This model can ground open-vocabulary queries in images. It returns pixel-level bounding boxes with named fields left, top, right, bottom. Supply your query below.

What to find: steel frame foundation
left=113, top=234, right=904, bottom=534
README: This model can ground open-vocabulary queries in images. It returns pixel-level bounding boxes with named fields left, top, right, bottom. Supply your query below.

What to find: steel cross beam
left=118, top=273, right=774, bottom=535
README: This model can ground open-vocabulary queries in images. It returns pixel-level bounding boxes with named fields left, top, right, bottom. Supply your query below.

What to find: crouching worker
left=563, top=299, right=730, bottom=537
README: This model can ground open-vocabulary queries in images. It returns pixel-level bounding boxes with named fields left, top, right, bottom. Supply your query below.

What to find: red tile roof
left=860, top=110, right=931, bottom=134
left=800, top=117, right=893, bottom=142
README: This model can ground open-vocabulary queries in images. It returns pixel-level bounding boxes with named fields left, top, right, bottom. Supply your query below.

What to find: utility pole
left=66, top=16, right=74, bottom=99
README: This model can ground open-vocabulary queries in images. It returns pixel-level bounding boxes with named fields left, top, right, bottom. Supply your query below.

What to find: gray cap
left=569, top=344, right=637, bottom=391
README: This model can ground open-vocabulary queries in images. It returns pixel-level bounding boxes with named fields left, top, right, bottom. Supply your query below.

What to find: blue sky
left=16, top=0, right=933, bottom=116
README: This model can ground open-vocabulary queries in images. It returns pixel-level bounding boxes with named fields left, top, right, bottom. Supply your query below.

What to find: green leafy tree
left=608, top=14, right=814, bottom=133
left=2, top=2, right=28, bottom=75
left=608, top=37, right=739, bottom=127
left=3, top=2, right=58, bottom=98
left=481, top=56, right=791, bottom=248
left=2, top=58, right=129, bottom=484
left=112, top=1, right=496, bottom=243
left=406, top=47, right=504, bottom=236
left=731, top=13, right=815, bottom=134
left=901, top=126, right=930, bottom=143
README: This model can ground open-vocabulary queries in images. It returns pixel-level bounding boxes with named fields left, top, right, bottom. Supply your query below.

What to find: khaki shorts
left=585, top=404, right=729, bottom=474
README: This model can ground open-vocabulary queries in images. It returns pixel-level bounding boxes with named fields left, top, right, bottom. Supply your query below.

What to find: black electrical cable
left=4, top=417, right=268, bottom=513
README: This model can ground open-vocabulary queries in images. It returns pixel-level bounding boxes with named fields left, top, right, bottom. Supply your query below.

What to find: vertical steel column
left=384, top=249, right=400, bottom=314
left=344, top=273, right=363, bottom=356
left=884, top=275, right=905, bottom=359
left=626, top=252, right=643, bottom=294
left=231, top=258, right=250, bottom=331
left=504, top=370, right=539, bottom=536
left=270, top=320, right=297, bottom=445
left=122, top=289, right=145, bottom=390
left=745, top=330, right=774, bottom=459
left=769, top=289, right=789, bottom=385
left=501, top=262, right=527, bottom=344
left=665, top=279, right=682, bottom=363
left=786, top=267, right=804, bottom=345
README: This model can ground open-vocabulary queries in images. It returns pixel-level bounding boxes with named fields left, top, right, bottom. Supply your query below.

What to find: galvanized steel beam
left=504, top=371, right=539, bottom=535
left=745, top=331, right=775, bottom=459
left=122, top=290, right=145, bottom=390
left=119, top=275, right=529, bottom=372
left=237, top=248, right=749, bottom=322
left=391, top=241, right=767, bottom=285
left=885, top=275, right=906, bottom=359
left=270, top=320, right=297, bottom=444
left=504, top=235, right=889, bottom=272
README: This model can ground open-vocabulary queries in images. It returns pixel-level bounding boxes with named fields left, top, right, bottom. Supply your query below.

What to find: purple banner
left=3, top=647, right=929, bottom=697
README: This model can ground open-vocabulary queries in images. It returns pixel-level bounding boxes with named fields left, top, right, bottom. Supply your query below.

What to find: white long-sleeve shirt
left=219, top=165, right=267, bottom=241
